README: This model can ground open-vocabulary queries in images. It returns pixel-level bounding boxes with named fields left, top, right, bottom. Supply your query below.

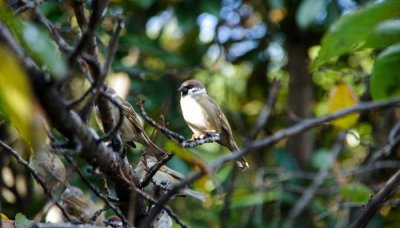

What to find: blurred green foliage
left=1, top=0, right=400, bottom=227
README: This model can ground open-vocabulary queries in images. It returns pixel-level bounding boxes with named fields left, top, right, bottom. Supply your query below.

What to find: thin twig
left=142, top=98, right=400, bottom=227
left=248, top=79, right=280, bottom=140
left=102, top=15, right=124, bottom=76
left=117, top=168, right=188, bottom=228
left=67, top=85, right=96, bottom=109
left=0, top=140, right=72, bottom=221
left=283, top=132, right=346, bottom=228
left=96, top=90, right=124, bottom=144
left=140, top=153, right=175, bottom=188
left=90, top=204, right=110, bottom=223
left=349, top=169, right=400, bottom=228
left=68, top=0, right=107, bottom=66
left=63, top=155, right=130, bottom=225
left=220, top=166, right=238, bottom=228
left=15, top=0, right=44, bottom=14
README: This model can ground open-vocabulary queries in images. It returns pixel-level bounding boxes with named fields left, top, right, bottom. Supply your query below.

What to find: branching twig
left=220, top=166, right=238, bottom=228
left=140, top=153, right=175, bottom=188
left=68, top=0, right=106, bottom=66
left=96, top=90, right=124, bottom=144
left=248, top=79, right=280, bottom=140
left=63, top=155, right=129, bottom=225
left=283, top=132, right=346, bottom=228
left=90, top=204, right=110, bottom=224
left=142, top=98, right=400, bottom=227
left=349, top=169, right=400, bottom=228
left=15, top=0, right=44, bottom=14
left=103, top=15, right=124, bottom=76
left=117, top=168, right=188, bottom=228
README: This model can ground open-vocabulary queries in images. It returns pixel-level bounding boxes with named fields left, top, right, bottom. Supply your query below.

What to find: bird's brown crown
left=178, top=80, right=206, bottom=95
left=180, top=80, right=205, bottom=89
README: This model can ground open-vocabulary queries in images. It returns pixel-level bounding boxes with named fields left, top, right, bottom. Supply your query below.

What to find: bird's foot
left=202, top=130, right=217, bottom=138
left=191, top=134, right=201, bottom=141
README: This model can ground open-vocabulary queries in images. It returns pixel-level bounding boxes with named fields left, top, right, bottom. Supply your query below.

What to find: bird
left=61, top=186, right=103, bottom=224
left=134, top=155, right=208, bottom=202
left=178, top=80, right=249, bottom=171
left=29, top=147, right=67, bottom=191
left=95, top=87, right=165, bottom=155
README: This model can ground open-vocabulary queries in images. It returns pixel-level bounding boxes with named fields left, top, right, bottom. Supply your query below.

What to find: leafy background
left=1, top=0, right=400, bottom=227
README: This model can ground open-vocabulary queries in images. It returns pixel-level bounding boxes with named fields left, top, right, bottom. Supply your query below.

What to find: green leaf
left=15, top=213, right=34, bottom=228
left=312, top=149, right=333, bottom=169
left=296, top=0, right=326, bottom=29
left=313, top=0, right=400, bottom=67
left=363, top=19, right=400, bottom=49
left=0, top=48, right=33, bottom=146
left=0, top=6, right=66, bottom=79
left=370, top=43, right=400, bottom=100
left=340, top=183, right=372, bottom=203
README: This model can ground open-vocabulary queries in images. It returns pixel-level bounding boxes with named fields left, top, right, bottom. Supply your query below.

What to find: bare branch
left=103, top=15, right=124, bottom=76
left=283, top=132, right=346, bottom=228
left=248, top=79, right=280, bottom=140
left=349, top=169, right=400, bottom=228
left=63, top=155, right=129, bottom=225
left=140, top=153, right=175, bottom=188
left=68, top=0, right=107, bottom=66
left=143, top=98, right=400, bottom=226
left=220, top=166, right=239, bottom=228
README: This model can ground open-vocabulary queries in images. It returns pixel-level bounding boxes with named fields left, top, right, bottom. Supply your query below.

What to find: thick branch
left=0, top=23, right=146, bottom=224
left=349, top=170, right=400, bottom=228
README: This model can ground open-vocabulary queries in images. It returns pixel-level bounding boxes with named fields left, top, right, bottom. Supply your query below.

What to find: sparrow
left=29, top=147, right=67, bottom=191
left=150, top=207, right=172, bottom=228
left=178, top=80, right=249, bottom=171
left=134, top=155, right=208, bottom=202
left=95, top=87, right=165, bottom=155
left=61, top=186, right=103, bottom=224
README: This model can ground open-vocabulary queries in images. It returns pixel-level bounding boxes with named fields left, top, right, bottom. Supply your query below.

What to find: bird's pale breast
left=180, top=95, right=213, bottom=134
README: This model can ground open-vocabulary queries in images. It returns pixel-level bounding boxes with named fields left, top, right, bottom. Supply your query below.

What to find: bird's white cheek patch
left=180, top=96, right=209, bottom=130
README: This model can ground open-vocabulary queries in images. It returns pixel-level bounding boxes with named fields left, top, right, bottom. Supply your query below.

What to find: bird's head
left=178, top=80, right=207, bottom=96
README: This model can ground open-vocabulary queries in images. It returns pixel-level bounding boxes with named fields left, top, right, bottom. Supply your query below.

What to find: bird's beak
left=177, top=86, right=185, bottom=92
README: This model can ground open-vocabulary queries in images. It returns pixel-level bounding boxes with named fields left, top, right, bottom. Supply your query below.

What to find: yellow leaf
left=0, top=49, right=34, bottom=145
left=1, top=213, right=9, bottom=220
left=327, top=82, right=359, bottom=129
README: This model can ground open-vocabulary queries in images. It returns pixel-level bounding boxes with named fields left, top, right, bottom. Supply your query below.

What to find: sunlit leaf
left=1, top=213, right=8, bottom=220
left=370, top=43, right=400, bottom=100
left=327, top=82, right=359, bottom=129
left=164, top=141, right=209, bottom=174
left=0, top=6, right=66, bottom=79
left=363, top=19, right=400, bottom=49
left=0, top=48, right=33, bottom=145
left=296, top=0, right=326, bottom=29
left=15, top=213, right=34, bottom=228
left=313, top=0, right=400, bottom=67
left=340, top=183, right=372, bottom=203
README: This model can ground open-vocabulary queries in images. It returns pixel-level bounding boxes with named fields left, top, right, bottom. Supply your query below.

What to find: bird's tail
left=146, top=138, right=167, bottom=155
left=183, top=188, right=208, bottom=202
left=232, top=143, right=249, bottom=171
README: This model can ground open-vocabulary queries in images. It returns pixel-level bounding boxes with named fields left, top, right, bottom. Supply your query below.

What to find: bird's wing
left=208, top=97, right=234, bottom=136
left=121, top=99, right=147, bottom=133
left=158, top=165, right=186, bottom=181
